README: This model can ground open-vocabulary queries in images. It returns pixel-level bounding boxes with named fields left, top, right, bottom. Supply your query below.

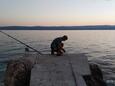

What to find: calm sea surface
left=1, top=30, right=115, bottom=85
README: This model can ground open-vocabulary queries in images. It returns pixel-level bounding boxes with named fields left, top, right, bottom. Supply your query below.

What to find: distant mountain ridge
left=0, top=25, right=115, bottom=30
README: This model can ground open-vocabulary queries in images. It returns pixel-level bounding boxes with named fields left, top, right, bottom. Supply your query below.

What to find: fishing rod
left=0, top=30, right=42, bottom=55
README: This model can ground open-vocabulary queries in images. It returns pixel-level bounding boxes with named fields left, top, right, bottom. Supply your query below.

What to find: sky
left=0, top=0, right=115, bottom=26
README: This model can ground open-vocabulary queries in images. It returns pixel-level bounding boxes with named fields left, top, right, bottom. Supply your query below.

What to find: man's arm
left=62, top=48, right=66, bottom=52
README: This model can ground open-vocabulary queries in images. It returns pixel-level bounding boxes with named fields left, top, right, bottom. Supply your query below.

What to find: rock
left=4, top=59, right=107, bottom=86
left=4, top=59, right=33, bottom=86
left=83, top=64, right=107, bottom=86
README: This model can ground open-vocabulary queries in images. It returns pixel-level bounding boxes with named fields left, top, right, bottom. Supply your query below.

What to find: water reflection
left=1, top=30, right=115, bottom=84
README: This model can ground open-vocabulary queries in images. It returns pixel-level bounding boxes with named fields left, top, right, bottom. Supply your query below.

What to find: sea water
left=0, top=30, right=115, bottom=86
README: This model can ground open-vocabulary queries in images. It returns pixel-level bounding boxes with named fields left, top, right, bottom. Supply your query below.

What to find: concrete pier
left=30, top=54, right=91, bottom=86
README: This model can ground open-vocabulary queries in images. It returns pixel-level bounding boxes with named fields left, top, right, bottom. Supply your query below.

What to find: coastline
left=1, top=25, right=115, bottom=30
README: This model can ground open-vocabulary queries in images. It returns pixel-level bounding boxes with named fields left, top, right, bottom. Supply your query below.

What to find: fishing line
left=0, top=30, right=42, bottom=55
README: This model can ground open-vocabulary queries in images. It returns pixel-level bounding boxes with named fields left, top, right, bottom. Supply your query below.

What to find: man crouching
left=51, top=35, right=68, bottom=56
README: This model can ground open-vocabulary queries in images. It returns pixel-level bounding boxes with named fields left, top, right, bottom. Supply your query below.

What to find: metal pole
left=0, top=30, right=42, bottom=55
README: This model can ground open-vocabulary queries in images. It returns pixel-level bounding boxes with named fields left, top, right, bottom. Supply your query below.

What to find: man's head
left=62, top=35, right=68, bottom=41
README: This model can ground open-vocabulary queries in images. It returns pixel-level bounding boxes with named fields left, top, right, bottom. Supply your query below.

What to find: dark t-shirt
left=51, top=37, right=63, bottom=49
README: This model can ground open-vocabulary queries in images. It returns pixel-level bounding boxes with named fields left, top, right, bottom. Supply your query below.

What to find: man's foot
left=51, top=50, right=54, bottom=55
left=56, top=52, right=63, bottom=56
left=57, top=54, right=61, bottom=56
left=51, top=53, right=54, bottom=55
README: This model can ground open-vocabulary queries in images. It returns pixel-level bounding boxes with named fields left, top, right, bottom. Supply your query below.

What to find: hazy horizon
left=1, top=24, right=115, bottom=27
left=0, top=0, right=115, bottom=26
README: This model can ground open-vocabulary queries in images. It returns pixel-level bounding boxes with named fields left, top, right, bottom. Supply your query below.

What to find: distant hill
left=0, top=25, right=115, bottom=30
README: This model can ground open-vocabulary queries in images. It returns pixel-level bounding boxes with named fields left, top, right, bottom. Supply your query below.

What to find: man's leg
left=51, top=48, right=54, bottom=55
left=57, top=48, right=63, bottom=56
